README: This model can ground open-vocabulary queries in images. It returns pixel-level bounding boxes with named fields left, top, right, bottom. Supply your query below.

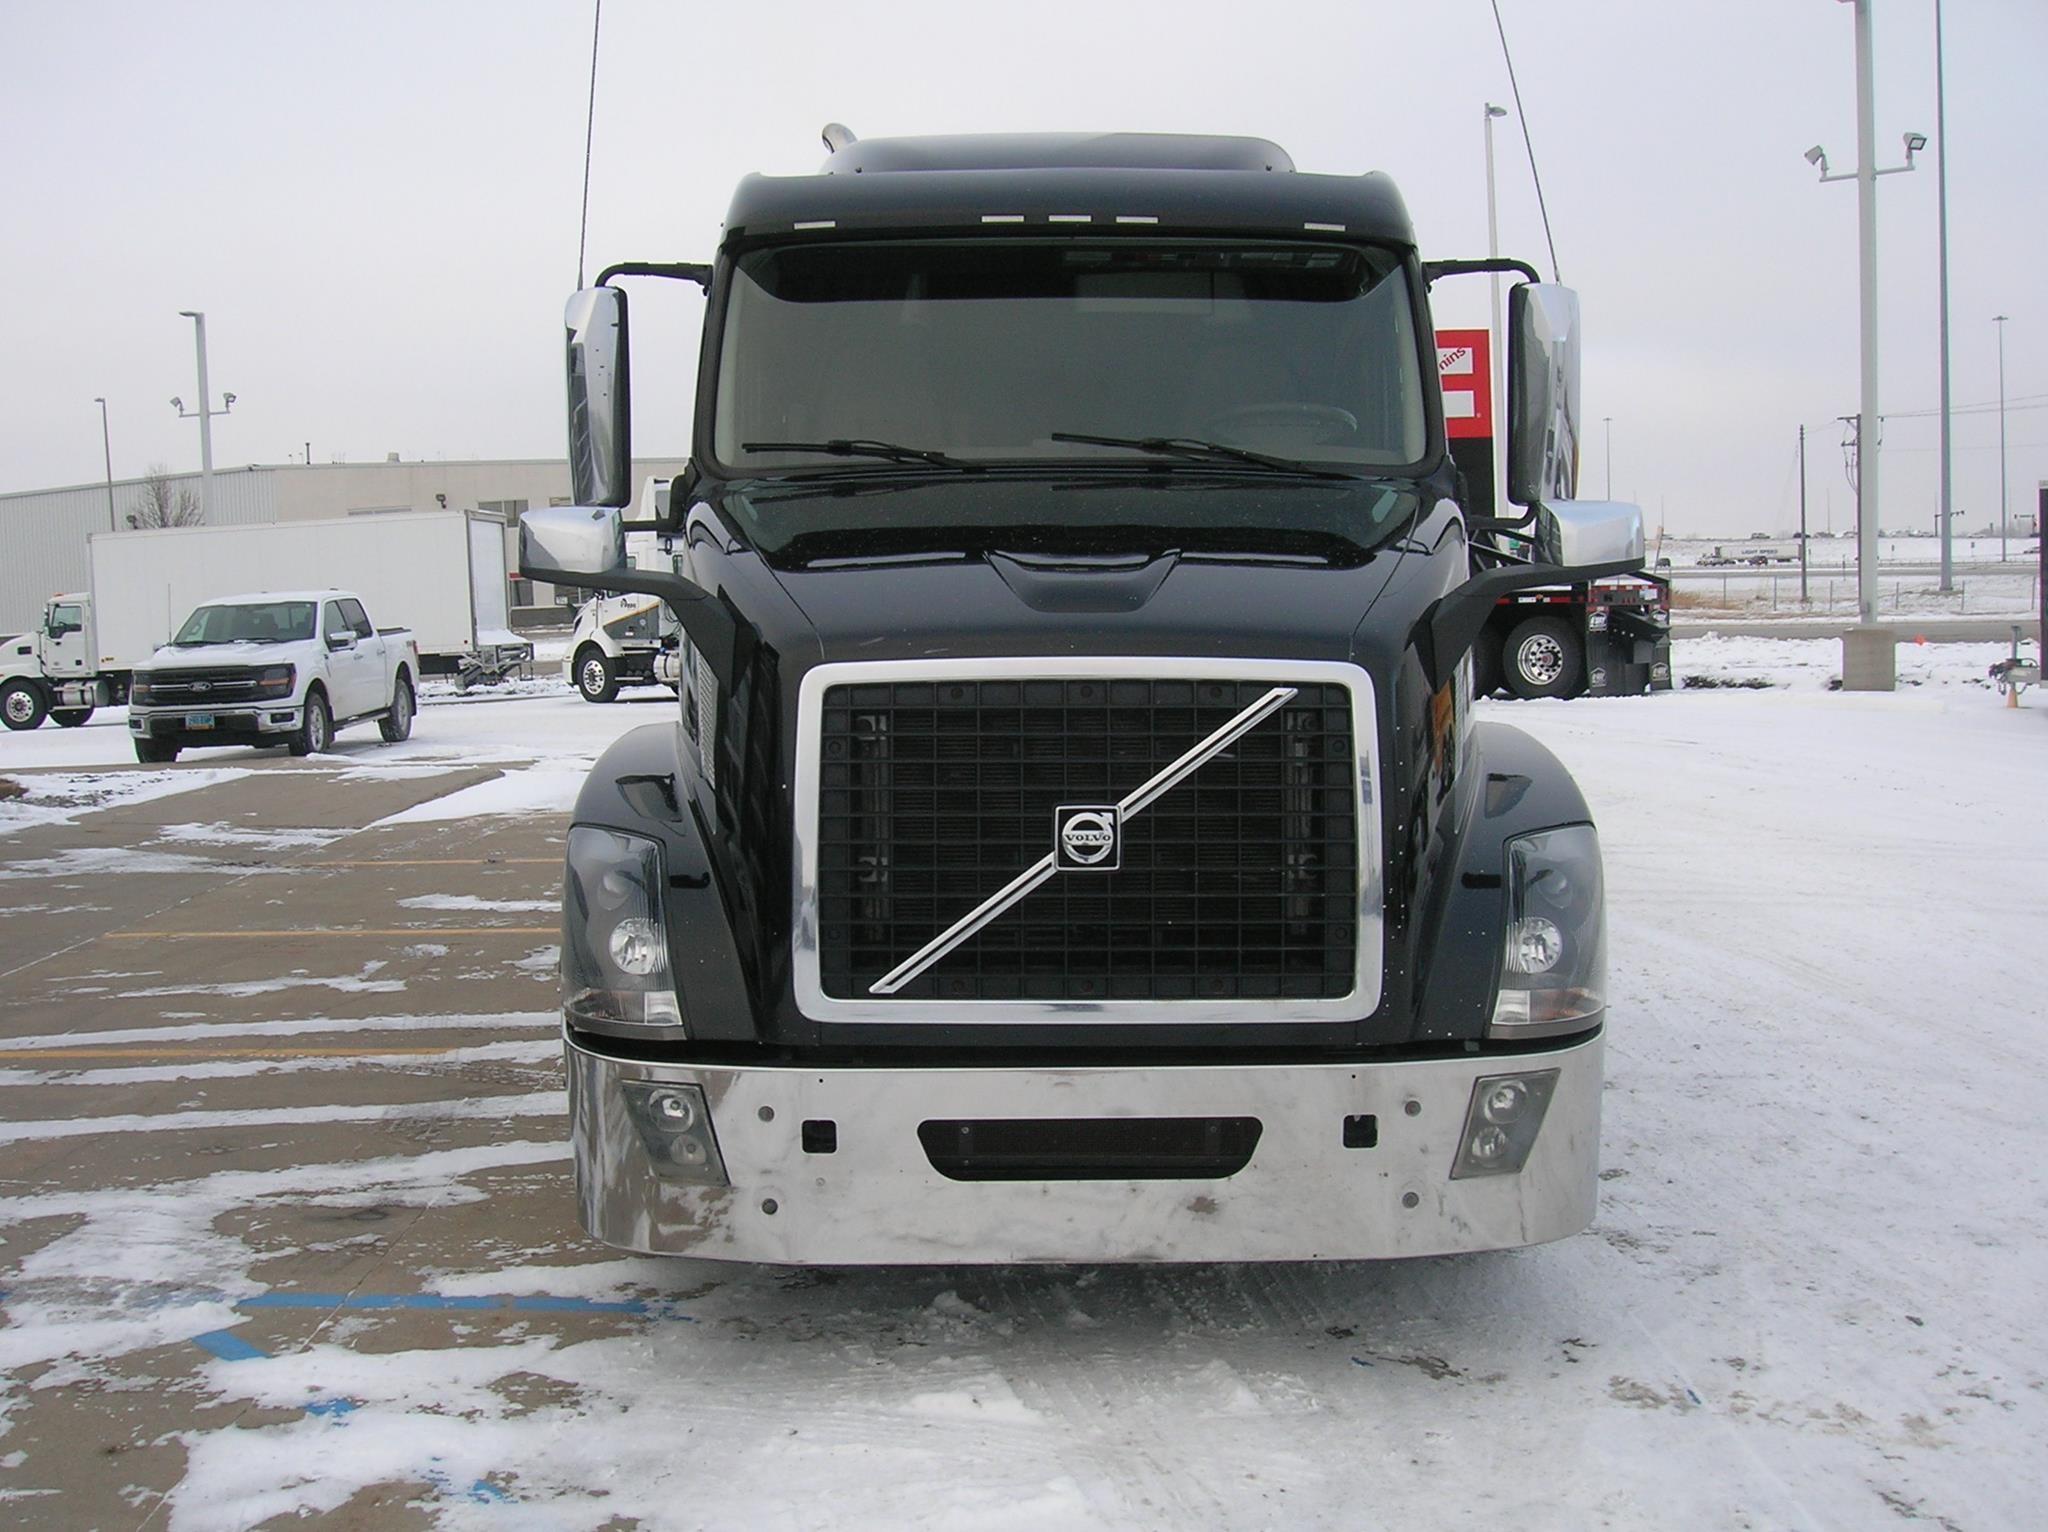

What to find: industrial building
left=0, top=456, right=686, bottom=635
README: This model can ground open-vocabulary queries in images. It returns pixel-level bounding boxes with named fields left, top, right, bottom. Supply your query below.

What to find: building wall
left=0, top=458, right=686, bottom=634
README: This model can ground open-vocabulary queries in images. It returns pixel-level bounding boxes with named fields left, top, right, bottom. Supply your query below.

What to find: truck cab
left=0, top=594, right=101, bottom=730
left=520, top=131, right=1643, bottom=1265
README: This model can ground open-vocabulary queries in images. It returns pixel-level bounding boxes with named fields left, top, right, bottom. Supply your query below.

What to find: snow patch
left=398, top=893, right=557, bottom=913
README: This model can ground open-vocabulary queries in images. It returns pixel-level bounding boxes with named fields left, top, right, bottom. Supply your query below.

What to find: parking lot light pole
left=92, top=397, right=114, bottom=532
left=1995, top=314, right=2009, bottom=564
left=1935, top=0, right=1954, bottom=594
left=173, top=310, right=234, bottom=523
left=1485, top=103, right=1508, bottom=511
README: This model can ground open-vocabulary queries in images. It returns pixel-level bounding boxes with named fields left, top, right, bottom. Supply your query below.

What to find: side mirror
left=1506, top=283, right=1581, bottom=508
left=566, top=287, right=632, bottom=507
left=520, top=503, right=627, bottom=581
left=326, top=632, right=356, bottom=653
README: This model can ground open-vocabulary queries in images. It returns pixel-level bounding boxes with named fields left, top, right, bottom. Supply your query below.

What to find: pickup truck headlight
left=1490, top=825, right=1606, bottom=1037
left=563, top=826, right=683, bottom=1033
left=129, top=673, right=155, bottom=704
left=253, top=664, right=296, bottom=700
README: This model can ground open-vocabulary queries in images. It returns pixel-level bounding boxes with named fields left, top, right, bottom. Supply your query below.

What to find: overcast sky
left=4, top=0, right=2043, bottom=538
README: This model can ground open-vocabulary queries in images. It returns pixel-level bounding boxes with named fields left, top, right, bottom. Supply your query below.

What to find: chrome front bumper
left=565, top=1029, right=1602, bottom=1264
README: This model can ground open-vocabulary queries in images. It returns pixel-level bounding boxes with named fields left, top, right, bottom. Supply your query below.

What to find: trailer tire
left=574, top=646, right=619, bottom=704
left=1471, top=631, right=1503, bottom=699
left=378, top=674, right=415, bottom=743
left=52, top=707, right=95, bottom=727
left=1503, top=615, right=1582, bottom=700
left=135, top=738, right=179, bottom=764
left=289, top=688, right=333, bottom=757
left=1, top=679, right=48, bottom=731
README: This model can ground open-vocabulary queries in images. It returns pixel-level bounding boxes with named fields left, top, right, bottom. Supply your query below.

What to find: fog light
left=1451, top=1070, right=1559, bottom=1179
left=1508, top=917, right=1564, bottom=975
left=621, top=1081, right=729, bottom=1186
left=609, top=918, right=663, bottom=977
left=1479, top=1079, right=1529, bottom=1125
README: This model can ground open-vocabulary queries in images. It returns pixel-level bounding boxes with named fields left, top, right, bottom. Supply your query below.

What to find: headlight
left=253, top=664, right=295, bottom=700
left=130, top=673, right=154, bottom=703
left=563, top=826, right=683, bottom=1033
left=1490, top=825, right=1606, bottom=1036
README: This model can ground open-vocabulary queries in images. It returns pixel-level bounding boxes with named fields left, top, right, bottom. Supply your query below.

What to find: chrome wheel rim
left=1518, top=635, right=1565, bottom=686
left=2, top=691, right=32, bottom=725
left=580, top=658, right=607, bottom=695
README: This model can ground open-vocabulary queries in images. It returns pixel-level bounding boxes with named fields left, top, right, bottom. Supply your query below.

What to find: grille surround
left=793, top=657, right=1382, bottom=1024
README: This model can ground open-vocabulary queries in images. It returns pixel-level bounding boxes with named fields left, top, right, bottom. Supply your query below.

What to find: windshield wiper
left=740, top=438, right=978, bottom=470
left=1050, top=432, right=1350, bottom=481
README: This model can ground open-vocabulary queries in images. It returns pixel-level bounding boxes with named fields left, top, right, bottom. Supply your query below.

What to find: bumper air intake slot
left=918, top=1115, right=1261, bottom=1181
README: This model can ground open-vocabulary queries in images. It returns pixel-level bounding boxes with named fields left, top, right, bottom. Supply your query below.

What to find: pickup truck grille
left=812, top=673, right=1361, bottom=1006
left=144, top=668, right=264, bottom=706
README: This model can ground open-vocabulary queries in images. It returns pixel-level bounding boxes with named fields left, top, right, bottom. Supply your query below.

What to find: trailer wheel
left=135, top=738, right=179, bottom=764
left=1, top=679, right=48, bottom=731
left=52, top=707, right=95, bottom=728
left=378, top=674, right=415, bottom=743
left=1503, top=615, right=1582, bottom=700
left=1471, top=631, right=1503, bottom=699
left=574, top=646, right=619, bottom=704
left=289, top=688, right=333, bottom=757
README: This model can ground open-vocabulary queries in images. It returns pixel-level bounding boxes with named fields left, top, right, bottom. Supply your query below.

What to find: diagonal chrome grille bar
left=868, top=685, right=1297, bottom=996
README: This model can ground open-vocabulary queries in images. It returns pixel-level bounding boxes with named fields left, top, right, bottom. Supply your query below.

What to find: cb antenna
left=1488, top=0, right=1561, bottom=282
left=576, top=0, right=604, bottom=288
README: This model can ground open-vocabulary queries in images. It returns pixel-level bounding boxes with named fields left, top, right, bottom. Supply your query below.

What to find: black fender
left=570, top=722, right=756, bottom=1041
left=1410, top=720, right=1598, bottom=1042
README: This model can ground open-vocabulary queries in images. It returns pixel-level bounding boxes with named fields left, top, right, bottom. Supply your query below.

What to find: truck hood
left=712, top=474, right=1432, bottom=666
left=142, top=640, right=308, bottom=668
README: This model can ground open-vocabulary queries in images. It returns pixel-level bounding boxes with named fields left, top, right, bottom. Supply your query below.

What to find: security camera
left=223, top=392, right=236, bottom=407
left=170, top=396, right=183, bottom=411
left=1803, top=145, right=1827, bottom=168
left=1903, top=131, right=1927, bottom=154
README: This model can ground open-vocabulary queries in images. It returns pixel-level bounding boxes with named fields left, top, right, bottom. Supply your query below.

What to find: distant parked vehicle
left=1698, top=547, right=1740, bottom=567
left=125, top=591, right=419, bottom=762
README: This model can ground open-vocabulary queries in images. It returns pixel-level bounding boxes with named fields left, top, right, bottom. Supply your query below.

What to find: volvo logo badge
left=1055, top=805, right=1121, bottom=871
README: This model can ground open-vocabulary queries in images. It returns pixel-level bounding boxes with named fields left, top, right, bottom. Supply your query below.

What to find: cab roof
left=724, top=132, right=1416, bottom=249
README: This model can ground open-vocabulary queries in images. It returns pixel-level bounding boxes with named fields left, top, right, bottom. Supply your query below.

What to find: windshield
left=714, top=240, right=1428, bottom=473
left=171, top=601, right=316, bottom=646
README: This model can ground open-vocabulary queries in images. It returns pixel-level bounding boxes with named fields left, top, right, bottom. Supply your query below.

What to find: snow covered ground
left=0, top=643, right=2043, bottom=1528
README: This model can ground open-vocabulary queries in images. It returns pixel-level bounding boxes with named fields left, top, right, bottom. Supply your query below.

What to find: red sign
left=1435, top=329, right=1494, bottom=441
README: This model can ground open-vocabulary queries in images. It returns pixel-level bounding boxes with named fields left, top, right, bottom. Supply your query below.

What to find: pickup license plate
left=186, top=712, right=215, bottom=729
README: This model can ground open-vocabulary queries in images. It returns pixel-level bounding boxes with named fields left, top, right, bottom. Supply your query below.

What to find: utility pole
left=1935, top=0, right=1954, bottom=593
left=1799, top=424, right=1810, bottom=605
left=1995, top=314, right=2010, bottom=564
left=1603, top=417, right=1613, bottom=499
left=1484, top=103, right=1508, bottom=512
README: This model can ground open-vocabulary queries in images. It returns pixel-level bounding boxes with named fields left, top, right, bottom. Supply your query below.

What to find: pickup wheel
left=135, top=738, right=179, bottom=764
left=52, top=707, right=95, bottom=727
left=2, top=679, right=48, bottom=731
left=574, top=646, right=620, bottom=704
left=378, top=674, right=415, bottom=743
left=1503, top=615, right=1583, bottom=700
left=289, top=689, right=333, bottom=756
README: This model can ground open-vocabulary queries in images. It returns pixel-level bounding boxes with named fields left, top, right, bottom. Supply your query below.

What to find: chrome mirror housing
left=566, top=287, right=632, bottom=507
left=1537, top=500, right=1645, bottom=569
left=1506, top=283, right=1581, bottom=508
left=520, top=503, right=627, bottom=580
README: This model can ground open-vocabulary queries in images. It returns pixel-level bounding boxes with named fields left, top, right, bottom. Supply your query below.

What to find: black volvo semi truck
left=520, top=130, right=1644, bottom=1263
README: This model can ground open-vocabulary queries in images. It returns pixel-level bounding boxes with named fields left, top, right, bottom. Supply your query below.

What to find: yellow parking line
left=2, top=1046, right=462, bottom=1060
left=101, top=928, right=558, bottom=939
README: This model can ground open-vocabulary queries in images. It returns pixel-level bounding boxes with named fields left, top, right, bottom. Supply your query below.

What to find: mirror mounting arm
left=594, top=261, right=712, bottom=290
left=542, top=565, right=748, bottom=692
left=1422, top=257, right=1542, bottom=287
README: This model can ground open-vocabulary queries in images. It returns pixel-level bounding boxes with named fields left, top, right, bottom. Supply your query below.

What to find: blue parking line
left=237, top=1291, right=692, bottom=1319
left=192, top=1329, right=270, bottom=1362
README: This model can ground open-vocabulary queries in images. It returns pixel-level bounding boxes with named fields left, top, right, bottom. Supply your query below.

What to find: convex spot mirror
left=520, top=503, right=627, bottom=582
left=1537, top=500, right=1645, bottom=570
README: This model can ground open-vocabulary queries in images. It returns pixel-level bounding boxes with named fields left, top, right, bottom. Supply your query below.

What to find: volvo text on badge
left=1055, top=805, right=1121, bottom=871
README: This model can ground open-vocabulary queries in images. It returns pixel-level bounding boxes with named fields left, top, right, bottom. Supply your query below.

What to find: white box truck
left=0, top=511, right=529, bottom=729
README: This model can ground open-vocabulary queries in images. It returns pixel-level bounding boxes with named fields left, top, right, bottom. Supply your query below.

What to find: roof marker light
left=1115, top=215, right=1159, bottom=225
left=1304, top=222, right=1345, bottom=233
left=793, top=220, right=836, bottom=231
left=981, top=214, right=1026, bottom=224
left=1048, top=214, right=1092, bottom=224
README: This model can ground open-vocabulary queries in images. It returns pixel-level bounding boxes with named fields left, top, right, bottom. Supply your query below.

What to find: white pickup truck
left=126, top=591, right=420, bottom=763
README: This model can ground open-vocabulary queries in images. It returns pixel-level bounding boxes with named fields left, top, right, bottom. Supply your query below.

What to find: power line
left=1488, top=0, right=1560, bottom=282
left=575, top=0, right=603, bottom=289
